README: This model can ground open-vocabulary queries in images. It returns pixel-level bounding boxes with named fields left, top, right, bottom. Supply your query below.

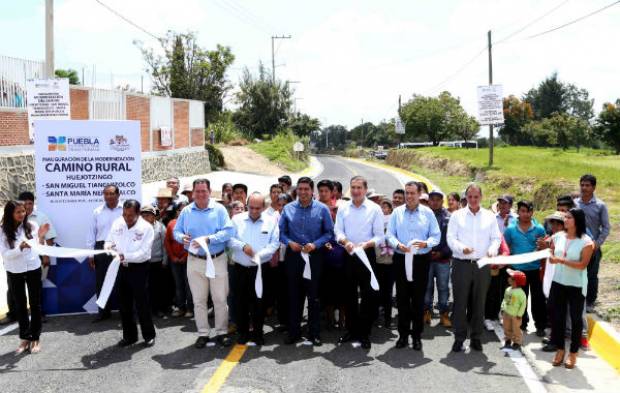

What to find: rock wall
left=0, top=149, right=210, bottom=205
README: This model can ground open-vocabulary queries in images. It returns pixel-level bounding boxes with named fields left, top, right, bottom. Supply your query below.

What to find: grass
left=249, top=132, right=308, bottom=172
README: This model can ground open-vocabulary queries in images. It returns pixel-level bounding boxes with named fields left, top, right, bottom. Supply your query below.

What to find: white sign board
left=26, top=78, right=71, bottom=142
left=395, top=116, right=406, bottom=134
left=477, top=84, right=504, bottom=126
left=293, top=142, right=304, bottom=152
left=160, top=126, right=172, bottom=147
left=34, top=120, right=142, bottom=249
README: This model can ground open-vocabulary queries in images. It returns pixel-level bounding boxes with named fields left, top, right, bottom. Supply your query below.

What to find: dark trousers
left=8, top=268, right=42, bottom=341
left=275, top=261, right=289, bottom=326
left=95, top=241, right=116, bottom=317
left=550, top=282, right=584, bottom=353
left=586, top=248, right=601, bottom=305
left=394, top=253, right=430, bottom=339
left=148, top=261, right=167, bottom=314
left=234, top=263, right=265, bottom=339
left=5, top=275, right=16, bottom=320
left=118, top=262, right=155, bottom=342
left=452, top=260, right=491, bottom=342
left=521, top=269, right=547, bottom=331
left=285, top=250, right=323, bottom=339
left=345, top=248, right=379, bottom=340
left=170, top=262, right=193, bottom=311
left=375, top=263, right=395, bottom=323
left=485, top=268, right=508, bottom=321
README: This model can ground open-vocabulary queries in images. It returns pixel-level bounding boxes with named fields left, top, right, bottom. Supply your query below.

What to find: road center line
left=201, top=344, right=247, bottom=393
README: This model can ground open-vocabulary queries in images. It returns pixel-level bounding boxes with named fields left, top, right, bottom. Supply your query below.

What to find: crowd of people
left=0, top=173, right=610, bottom=370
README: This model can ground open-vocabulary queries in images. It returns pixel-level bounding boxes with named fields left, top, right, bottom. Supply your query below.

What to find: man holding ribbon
left=335, top=176, right=384, bottom=350
left=279, top=176, right=333, bottom=346
left=228, top=192, right=280, bottom=345
left=173, top=178, right=234, bottom=348
left=387, top=181, right=440, bottom=350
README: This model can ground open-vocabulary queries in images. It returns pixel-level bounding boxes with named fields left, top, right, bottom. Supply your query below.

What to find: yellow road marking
left=201, top=344, right=247, bottom=393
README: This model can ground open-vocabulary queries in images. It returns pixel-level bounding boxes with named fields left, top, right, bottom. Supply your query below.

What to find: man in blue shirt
left=503, top=200, right=547, bottom=336
left=173, top=178, right=234, bottom=348
left=279, top=177, right=333, bottom=346
left=387, top=181, right=440, bottom=351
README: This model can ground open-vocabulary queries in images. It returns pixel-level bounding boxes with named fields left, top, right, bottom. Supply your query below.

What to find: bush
left=205, top=143, right=225, bottom=170
left=249, top=131, right=309, bottom=172
left=208, top=112, right=248, bottom=144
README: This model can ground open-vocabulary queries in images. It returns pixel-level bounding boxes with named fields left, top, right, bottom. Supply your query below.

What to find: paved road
left=0, top=156, right=540, bottom=393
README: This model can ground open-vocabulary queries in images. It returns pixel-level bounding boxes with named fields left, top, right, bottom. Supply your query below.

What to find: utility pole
left=45, top=0, right=54, bottom=78
left=488, top=30, right=494, bottom=167
left=398, top=94, right=402, bottom=145
left=271, top=35, right=291, bottom=83
left=81, top=67, right=85, bottom=86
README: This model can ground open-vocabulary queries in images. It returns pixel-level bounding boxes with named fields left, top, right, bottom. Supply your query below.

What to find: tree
left=596, top=99, right=620, bottom=154
left=524, top=72, right=594, bottom=122
left=137, top=31, right=235, bottom=124
left=450, top=112, right=479, bottom=143
left=55, top=69, right=80, bottom=85
left=288, top=112, right=321, bottom=137
left=232, top=63, right=293, bottom=137
left=350, top=122, right=378, bottom=147
left=312, top=125, right=348, bottom=150
left=521, top=113, right=590, bottom=150
left=499, top=95, right=534, bottom=145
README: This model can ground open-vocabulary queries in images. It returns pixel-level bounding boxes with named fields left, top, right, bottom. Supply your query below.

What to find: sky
left=2, top=0, right=619, bottom=130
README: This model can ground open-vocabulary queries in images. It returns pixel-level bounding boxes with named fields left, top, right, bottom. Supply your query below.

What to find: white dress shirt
left=86, top=201, right=123, bottom=249
left=447, top=205, right=501, bottom=260
left=0, top=222, right=42, bottom=273
left=229, top=212, right=280, bottom=266
left=105, top=217, right=154, bottom=263
left=334, top=198, right=384, bottom=246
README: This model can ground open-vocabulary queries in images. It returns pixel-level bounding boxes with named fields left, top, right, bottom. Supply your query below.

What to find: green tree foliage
left=288, top=112, right=321, bottom=137
left=54, top=69, right=80, bottom=85
left=596, top=99, right=620, bottom=154
left=312, top=125, right=348, bottom=150
left=137, top=31, right=235, bottom=124
left=524, top=72, right=593, bottom=122
left=500, top=95, right=534, bottom=145
left=522, top=113, right=590, bottom=150
left=449, top=111, right=479, bottom=143
left=232, top=63, right=293, bottom=138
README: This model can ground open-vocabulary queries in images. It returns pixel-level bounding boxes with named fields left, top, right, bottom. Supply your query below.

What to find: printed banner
left=26, top=79, right=71, bottom=142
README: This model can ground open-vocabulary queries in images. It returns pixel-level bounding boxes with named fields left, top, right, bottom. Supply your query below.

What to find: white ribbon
left=404, top=240, right=421, bottom=282
left=192, top=236, right=216, bottom=278
left=543, top=261, right=556, bottom=298
left=300, top=252, right=312, bottom=280
left=351, top=247, right=380, bottom=291
left=96, top=255, right=121, bottom=309
left=253, top=254, right=263, bottom=299
left=477, top=249, right=551, bottom=268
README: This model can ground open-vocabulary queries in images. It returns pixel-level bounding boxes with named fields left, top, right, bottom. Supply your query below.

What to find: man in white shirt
left=228, top=192, right=280, bottom=345
left=447, top=183, right=501, bottom=352
left=105, top=200, right=155, bottom=348
left=335, top=176, right=384, bottom=350
left=86, top=185, right=123, bottom=322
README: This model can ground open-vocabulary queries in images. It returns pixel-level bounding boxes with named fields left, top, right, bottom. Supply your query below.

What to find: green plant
left=205, top=143, right=225, bottom=170
left=249, top=131, right=308, bottom=172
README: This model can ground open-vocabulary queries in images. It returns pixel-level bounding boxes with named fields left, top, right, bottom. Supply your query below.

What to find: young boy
left=501, top=269, right=527, bottom=351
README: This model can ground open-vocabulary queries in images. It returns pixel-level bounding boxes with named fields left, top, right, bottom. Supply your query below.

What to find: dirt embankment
left=219, top=145, right=284, bottom=176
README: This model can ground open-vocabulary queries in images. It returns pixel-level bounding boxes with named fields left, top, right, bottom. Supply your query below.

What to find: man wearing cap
left=173, top=178, right=235, bottom=348
left=140, top=205, right=168, bottom=318
left=181, top=184, right=193, bottom=204
left=503, top=200, right=547, bottom=336
left=387, top=181, right=440, bottom=350
left=366, top=189, right=385, bottom=205
left=154, top=187, right=176, bottom=226
left=105, top=199, right=156, bottom=347
left=496, top=195, right=517, bottom=234
left=151, top=177, right=189, bottom=207
left=424, top=190, right=452, bottom=328
left=447, top=183, right=501, bottom=352
left=419, top=193, right=429, bottom=207
left=86, top=184, right=123, bottom=322
left=228, top=192, right=280, bottom=345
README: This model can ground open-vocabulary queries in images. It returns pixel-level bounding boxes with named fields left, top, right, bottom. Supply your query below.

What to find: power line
left=494, top=0, right=570, bottom=45
left=211, top=0, right=273, bottom=34
left=526, top=0, right=620, bottom=40
left=93, top=0, right=162, bottom=40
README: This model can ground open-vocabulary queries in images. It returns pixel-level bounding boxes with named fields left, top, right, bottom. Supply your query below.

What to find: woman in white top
left=0, top=200, right=49, bottom=354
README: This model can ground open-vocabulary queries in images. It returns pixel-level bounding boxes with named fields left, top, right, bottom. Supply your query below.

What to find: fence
left=0, top=55, right=45, bottom=108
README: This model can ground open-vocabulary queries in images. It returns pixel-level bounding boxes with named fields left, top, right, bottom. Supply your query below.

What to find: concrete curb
left=587, top=315, right=620, bottom=372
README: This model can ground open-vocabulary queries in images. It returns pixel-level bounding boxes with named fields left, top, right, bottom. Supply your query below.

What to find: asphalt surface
left=0, top=156, right=533, bottom=393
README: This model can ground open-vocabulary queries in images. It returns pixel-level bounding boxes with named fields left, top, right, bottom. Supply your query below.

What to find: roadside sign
left=477, top=84, right=504, bottom=126
left=26, top=78, right=71, bottom=142
left=293, top=142, right=304, bottom=152
left=395, top=116, right=406, bottom=134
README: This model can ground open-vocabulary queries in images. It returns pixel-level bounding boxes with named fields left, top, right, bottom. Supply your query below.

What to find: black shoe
left=542, top=337, right=551, bottom=345
left=237, top=333, right=250, bottom=345
left=360, top=338, right=371, bottom=349
left=284, top=335, right=300, bottom=345
left=195, top=336, right=210, bottom=349
left=118, top=338, right=137, bottom=347
left=144, top=338, right=155, bottom=347
left=452, top=340, right=464, bottom=352
left=217, top=335, right=233, bottom=347
left=470, top=339, right=483, bottom=351
left=384, top=318, right=393, bottom=329
left=501, top=340, right=512, bottom=350
left=92, top=314, right=110, bottom=323
left=276, top=324, right=288, bottom=333
left=253, top=335, right=265, bottom=346
left=536, top=329, right=546, bottom=337
left=395, top=336, right=408, bottom=349
left=511, top=343, right=521, bottom=352
left=309, top=337, right=322, bottom=347
left=412, top=338, right=422, bottom=351
left=542, top=343, right=558, bottom=352
left=338, top=333, right=354, bottom=344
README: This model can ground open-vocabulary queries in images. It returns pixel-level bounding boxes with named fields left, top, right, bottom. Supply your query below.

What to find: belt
left=190, top=250, right=225, bottom=260
left=454, top=258, right=478, bottom=264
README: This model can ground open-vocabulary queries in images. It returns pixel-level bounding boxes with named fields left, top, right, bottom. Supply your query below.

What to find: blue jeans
left=586, top=248, right=601, bottom=305
left=424, top=262, right=450, bottom=312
